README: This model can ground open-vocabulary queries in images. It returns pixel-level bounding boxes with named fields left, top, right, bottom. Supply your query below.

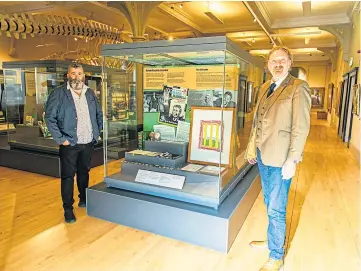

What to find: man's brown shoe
left=259, top=258, right=283, bottom=271
left=249, top=240, right=268, bottom=249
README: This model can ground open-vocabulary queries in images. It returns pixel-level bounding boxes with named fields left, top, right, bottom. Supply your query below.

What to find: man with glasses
left=245, top=46, right=311, bottom=271
left=45, top=63, right=103, bottom=223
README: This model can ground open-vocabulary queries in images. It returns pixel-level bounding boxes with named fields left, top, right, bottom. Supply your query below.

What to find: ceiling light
left=252, top=39, right=255, bottom=43
left=168, top=36, right=173, bottom=41
left=253, top=18, right=257, bottom=23
left=74, top=37, right=77, bottom=41
left=179, top=4, right=183, bottom=8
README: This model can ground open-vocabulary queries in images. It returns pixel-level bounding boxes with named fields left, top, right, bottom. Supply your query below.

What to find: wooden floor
left=0, top=113, right=360, bottom=271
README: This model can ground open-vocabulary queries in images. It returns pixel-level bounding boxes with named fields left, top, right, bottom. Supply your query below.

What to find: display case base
left=87, top=165, right=260, bottom=253
left=0, top=145, right=103, bottom=177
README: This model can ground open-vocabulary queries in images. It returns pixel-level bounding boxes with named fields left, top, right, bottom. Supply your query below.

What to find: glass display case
left=0, top=60, right=135, bottom=176
left=0, top=70, right=9, bottom=135
left=101, top=36, right=264, bottom=209
left=2, top=61, right=103, bottom=151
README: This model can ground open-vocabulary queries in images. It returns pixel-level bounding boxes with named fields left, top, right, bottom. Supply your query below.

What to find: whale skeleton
left=0, top=12, right=128, bottom=43
left=0, top=12, right=134, bottom=69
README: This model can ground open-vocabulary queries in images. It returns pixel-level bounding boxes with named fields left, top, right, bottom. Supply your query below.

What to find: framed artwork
left=188, top=107, right=235, bottom=167
left=335, top=81, right=343, bottom=117
left=310, top=87, right=325, bottom=108
left=352, top=84, right=360, bottom=116
left=327, top=83, right=334, bottom=113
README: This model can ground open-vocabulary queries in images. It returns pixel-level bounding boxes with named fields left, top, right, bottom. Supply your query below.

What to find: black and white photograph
left=143, top=91, right=165, bottom=112
left=159, top=98, right=187, bottom=126
left=187, top=90, right=214, bottom=107
left=213, top=90, right=237, bottom=108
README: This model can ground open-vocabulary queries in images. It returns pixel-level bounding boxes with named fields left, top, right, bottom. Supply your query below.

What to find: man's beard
left=69, top=78, right=84, bottom=91
left=272, top=67, right=285, bottom=80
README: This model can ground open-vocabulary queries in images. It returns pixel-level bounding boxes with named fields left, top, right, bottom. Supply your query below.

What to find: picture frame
left=327, top=83, right=334, bottom=113
left=188, top=106, right=235, bottom=167
left=352, top=83, right=360, bottom=116
left=310, top=87, right=325, bottom=108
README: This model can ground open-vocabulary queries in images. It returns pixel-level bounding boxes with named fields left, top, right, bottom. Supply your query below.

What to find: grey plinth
left=87, top=165, right=260, bottom=253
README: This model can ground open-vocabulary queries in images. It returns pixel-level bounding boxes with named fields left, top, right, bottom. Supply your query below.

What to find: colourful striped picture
left=199, top=120, right=223, bottom=151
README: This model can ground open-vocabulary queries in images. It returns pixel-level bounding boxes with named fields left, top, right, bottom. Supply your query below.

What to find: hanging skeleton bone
left=0, top=12, right=128, bottom=42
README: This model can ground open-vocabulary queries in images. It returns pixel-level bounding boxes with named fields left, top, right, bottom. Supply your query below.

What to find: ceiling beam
left=147, top=25, right=169, bottom=36
left=157, top=3, right=203, bottom=36
left=272, top=14, right=351, bottom=29
left=202, top=24, right=260, bottom=34
left=347, top=1, right=360, bottom=17
left=0, top=1, right=84, bottom=14
left=302, top=1, right=312, bottom=17
left=242, top=2, right=281, bottom=46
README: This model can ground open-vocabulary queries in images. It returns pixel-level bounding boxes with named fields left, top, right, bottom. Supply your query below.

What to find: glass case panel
left=2, top=61, right=115, bottom=155
left=102, top=64, right=138, bottom=164
left=101, top=37, right=263, bottom=208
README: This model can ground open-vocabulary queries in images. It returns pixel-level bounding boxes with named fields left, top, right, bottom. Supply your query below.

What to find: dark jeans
left=59, top=143, right=94, bottom=211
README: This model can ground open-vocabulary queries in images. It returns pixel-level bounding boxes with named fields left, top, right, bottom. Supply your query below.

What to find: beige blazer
left=244, top=74, right=312, bottom=167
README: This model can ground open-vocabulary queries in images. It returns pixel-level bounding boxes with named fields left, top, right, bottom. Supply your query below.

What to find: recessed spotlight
left=168, top=36, right=173, bottom=41
left=179, top=4, right=183, bottom=8
left=74, top=37, right=77, bottom=41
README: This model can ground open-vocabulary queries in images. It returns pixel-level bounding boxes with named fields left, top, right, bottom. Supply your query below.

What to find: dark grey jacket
left=44, top=85, right=103, bottom=146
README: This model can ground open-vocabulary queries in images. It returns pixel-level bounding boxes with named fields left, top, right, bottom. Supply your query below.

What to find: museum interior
left=0, top=1, right=360, bottom=271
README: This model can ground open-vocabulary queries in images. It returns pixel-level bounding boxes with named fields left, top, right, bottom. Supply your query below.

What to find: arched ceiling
left=0, top=1, right=359, bottom=63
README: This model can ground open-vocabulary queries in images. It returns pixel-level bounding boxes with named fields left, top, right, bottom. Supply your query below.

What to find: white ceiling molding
left=243, top=1, right=277, bottom=46
left=157, top=3, right=203, bottom=35
left=318, top=47, right=338, bottom=71
left=272, top=14, right=351, bottom=29
left=302, top=2, right=312, bottom=17
left=320, top=25, right=351, bottom=61
left=347, top=1, right=360, bottom=17
left=254, top=2, right=273, bottom=27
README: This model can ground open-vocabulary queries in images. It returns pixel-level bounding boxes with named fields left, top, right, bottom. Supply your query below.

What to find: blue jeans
left=257, top=149, right=292, bottom=260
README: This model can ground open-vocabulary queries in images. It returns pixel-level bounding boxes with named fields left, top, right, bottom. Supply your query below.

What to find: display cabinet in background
left=0, top=60, right=136, bottom=176
left=88, top=36, right=264, bottom=252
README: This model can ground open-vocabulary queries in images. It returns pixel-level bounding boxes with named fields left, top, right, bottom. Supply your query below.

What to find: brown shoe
left=249, top=240, right=268, bottom=249
left=259, top=258, right=283, bottom=271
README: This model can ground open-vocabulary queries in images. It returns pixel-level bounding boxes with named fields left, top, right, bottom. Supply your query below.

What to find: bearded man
left=45, top=63, right=103, bottom=223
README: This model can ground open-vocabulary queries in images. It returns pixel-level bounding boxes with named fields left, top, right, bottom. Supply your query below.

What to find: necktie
left=267, top=83, right=276, bottom=98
